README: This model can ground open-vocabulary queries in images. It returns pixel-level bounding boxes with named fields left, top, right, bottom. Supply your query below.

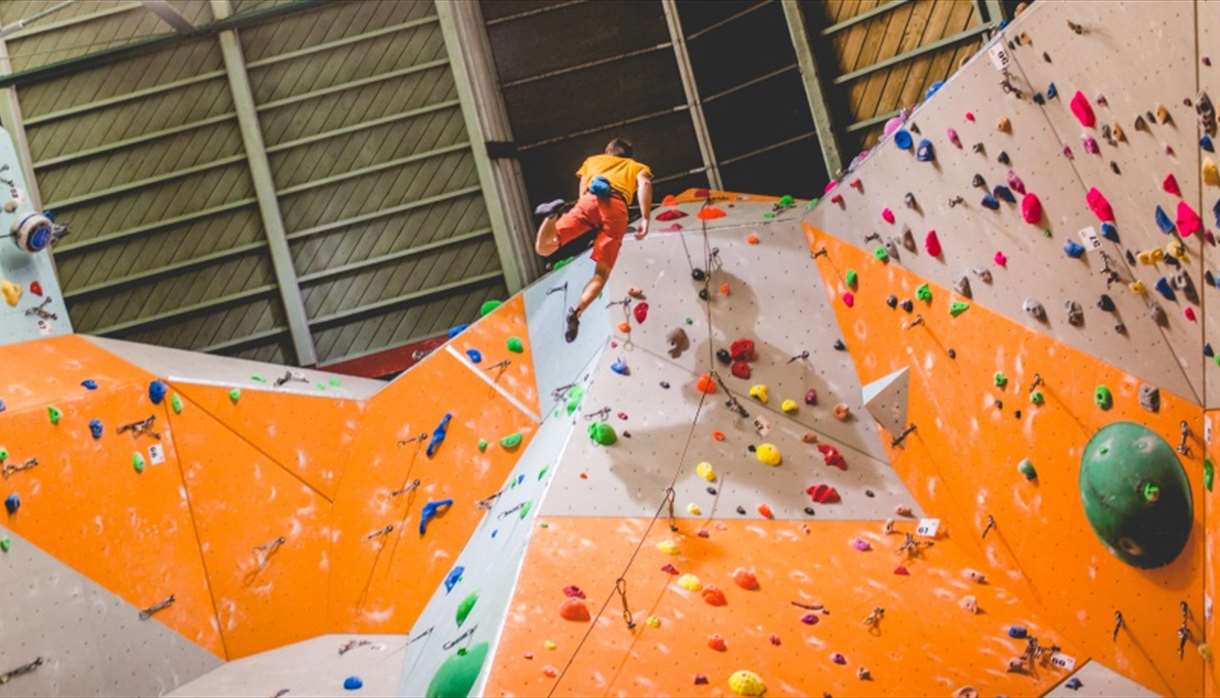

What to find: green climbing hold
left=1030, top=390, right=1045, bottom=406
left=47, top=406, right=62, bottom=425
left=479, top=300, right=502, bottom=317
left=506, top=336, right=524, bottom=353
left=477, top=439, right=488, bottom=452
left=456, top=592, right=478, bottom=627
left=170, top=393, right=184, bottom=414
left=228, top=388, right=241, bottom=403
left=588, top=421, right=617, bottom=446
left=1094, top=385, right=1113, bottom=410
left=762, top=212, right=776, bottom=220
left=949, top=300, right=970, bottom=317
left=994, top=372, right=1008, bottom=389
left=0, top=447, right=8, bottom=462
left=519, top=500, right=532, bottom=519
left=845, top=269, right=858, bottom=289
left=565, top=385, right=586, bottom=415
left=1079, top=422, right=1192, bottom=568
left=806, top=197, right=820, bottom=209
left=0, top=536, right=10, bottom=552
left=537, top=466, right=549, bottom=481
left=778, top=195, right=795, bottom=207
left=1205, top=458, right=1214, bottom=492
left=553, top=257, right=575, bottom=271
left=873, top=246, right=889, bottom=262
left=329, top=377, right=341, bottom=387
left=251, top=374, right=266, bottom=383
left=916, top=284, right=932, bottom=303
left=426, top=642, right=489, bottom=698
left=499, top=432, right=523, bottom=450
left=1017, top=458, right=1037, bottom=481
left=132, top=453, right=145, bottom=473
left=685, top=317, right=693, bottom=325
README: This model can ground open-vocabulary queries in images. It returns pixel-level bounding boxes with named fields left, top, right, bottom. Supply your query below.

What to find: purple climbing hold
left=916, top=138, right=935, bottom=162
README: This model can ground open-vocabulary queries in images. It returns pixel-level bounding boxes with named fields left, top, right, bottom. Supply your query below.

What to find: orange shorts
left=555, top=192, right=629, bottom=268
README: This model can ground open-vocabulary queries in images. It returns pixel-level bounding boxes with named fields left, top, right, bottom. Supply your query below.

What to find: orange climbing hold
left=712, top=430, right=726, bottom=441
left=732, top=567, right=759, bottom=590
left=720, top=282, right=731, bottom=296
left=661, top=194, right=678, bottom=206
left=757, top=503, right=774, bottom=519
left=696, top=374, right=718, bottom=394
left=708, top=634, right=727, bottom=651
left=559, top=598, right=590, bottom=622
left=745, top=232, right=760, bottom=245
left=698, top=206, right=727, bottom=221
left=701, top=585, right=727, bottom=606
left=616, top=321, right=631, bottom=333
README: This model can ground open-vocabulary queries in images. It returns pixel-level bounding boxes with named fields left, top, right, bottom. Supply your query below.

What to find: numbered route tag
left=1049, top=652, right=1077, bottom=672
left=916, top=518, right=940, bottom=537
left=148, top=443, right=165, bottom=465
left=753, top=414, right=771, bottom=437
left=989, top=43, right=1011, bottom=71
left=1078, top=226, right=1103, bottom=251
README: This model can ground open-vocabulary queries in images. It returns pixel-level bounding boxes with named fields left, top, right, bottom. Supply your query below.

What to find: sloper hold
left=861, top=367, right=909, bottom=436
left=1070, top=90, right=1096, bottom=127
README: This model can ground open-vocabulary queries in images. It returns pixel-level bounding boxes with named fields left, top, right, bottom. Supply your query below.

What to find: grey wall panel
left=0, top=526, right=220, bottom=698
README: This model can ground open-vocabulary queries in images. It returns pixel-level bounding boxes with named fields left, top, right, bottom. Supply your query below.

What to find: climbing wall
left=0, top=127, right=71, bottom=344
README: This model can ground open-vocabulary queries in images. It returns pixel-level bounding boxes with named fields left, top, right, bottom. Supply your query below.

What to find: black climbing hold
left=1098, top=294, right=1116, bottom=312
left=1110, top=161, right=1121, bottom=175
left=1033, top=92, right=1045, bottom=105
left=622, top=431, right=631, bottom=438
left=900, top=299, right=914, bottom=313
left=1125, top=250, right=1137, bottom=265
left=736, top=505, right=747, bottom=515
left=947, top=348, right=956, bottom=359
left=691, top=268, right=707, bottom=282
left=1015, top=410, right=1022, bottom=419
left=747, top=444, right=757, bottom=453
left=833, top=339, right=846, bottom=351
left=716, top=348, right=732, bottom=365
left=1206, top=270, right=1216, bottom=287
left=972, top=173, right=986, bottom=189
left=707, top=486, right=718, bottom=495
left=997, top=151, right=1011, bottom=165
left=995, top=400, right=1003, bottom=410
left=865, top=490, right=875, bottom=498
left=1206, top=343, right=1215, bottom=358
left=1042, top=51, right=1051, bottom=62
left=803, top=506, right=816, bottom=516
left=885, top=295, right=898, bottom=309
left=972, top=143, right=985, bottom=154
left=993, top=185, right=1015, bottom=203
left=1115, top=323, right=1127, bottom=335
left=659, top=381, right=670, bottom=389
left=698, top=288, right=710, bottom=301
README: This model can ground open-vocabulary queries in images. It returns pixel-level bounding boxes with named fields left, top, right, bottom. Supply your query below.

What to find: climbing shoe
left=535, top=198, right=567, bottom=219
left=565, top=308, right=581, bottom=343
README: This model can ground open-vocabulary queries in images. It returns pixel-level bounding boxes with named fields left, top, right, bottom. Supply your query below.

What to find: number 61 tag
left=916, top=518, right=940, bottom=537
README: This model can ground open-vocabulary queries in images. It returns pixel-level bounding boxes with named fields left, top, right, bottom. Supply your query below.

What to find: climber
left=533, top=137, right=653, bottom=342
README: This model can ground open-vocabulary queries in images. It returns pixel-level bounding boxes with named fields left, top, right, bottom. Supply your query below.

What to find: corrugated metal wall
left=1, top=0, right=506, bottom=366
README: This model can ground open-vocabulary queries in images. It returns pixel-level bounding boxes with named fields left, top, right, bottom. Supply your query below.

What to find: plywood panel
left=168, top=392, right=331, bottom=659
left=809, top=227, right=1205, bottom=696
left=1198, top=0, right=1220, bottom=407
left=485, top=517, right=1073, bottom=697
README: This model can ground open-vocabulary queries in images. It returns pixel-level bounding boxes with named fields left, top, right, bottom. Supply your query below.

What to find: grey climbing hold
left=901, top=227, right=916, bottom=251
left=954, top=275, right=972, bottom=298
left=1139, top=384, right=1161, bottom=413
left=1065, top=300, right=1084, bottom=327
left=1023, top=298, right=1046, bottom=322
left=1149, top=303, right=1168, bottom=327
left=884, top=239, right=900, bottom=260
left=973, top=267, right=993, bottom=284
left=1171, top=269, right=1199, bottom=303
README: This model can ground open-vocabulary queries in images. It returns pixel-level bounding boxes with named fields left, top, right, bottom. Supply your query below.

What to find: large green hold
left=455, top=592, right=478, bottom=627
left=1079, top=422, right=1192, bottom=569
left=588, top=421, right=617, bottom=446
left=427, top=642, right=489, bottom=698
left=479, top=300, right=502, bottom=317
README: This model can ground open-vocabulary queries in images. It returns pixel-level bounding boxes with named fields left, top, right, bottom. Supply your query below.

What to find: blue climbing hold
left=924, top=80, right=944, bottom=100
left=610, top=357, right=630, bottom=376
left=1213, top=199, right=1220, bottom=227
left=1046, top=82, right=1058, bottom=99
left=81, top=379, right=98, bottom=391
left=1155, top=205, right=1175, bottom=234
left=1206, top=343, right=1215, bottom=358
left=148, top=380, right=168, bottom=405
left=4, top=493, right=19, bottom=515
left=992, top=185, right=1015, bottom=203
left=1063, top=240, right=1085, bottom=258
left=517, top=474, right=525, bottom=486
left=915, top=138, right=935, bottom=162
left=1203, top=134, right=1215, bottom=153
left=1100, top=222, right=1119, bottom=242
left=893, top=129, right=913, bottom=150
left=1008, top=625, right=1028, bottom=639
left=444, top=565, right=465, bottom=593
left=466, top=349, right=482, bottom=364
left=419, top=498, right=454, bottom=535
left=491, top=529, right=498, bottom=538
left=447, top=324, right=469, bottom=339
left=343, top=676, right=363, bottom=691
left=1065, top=677, right=1083, bottom=690
left=0, top=400, right=6, bottom=414
left=1155, top=277, right=1176, bottom=301
left=426, top=413, right=453, bottom=458
left=980, top=195, right=1000, bottom=210
left=89, top=419, right=104, bottom=440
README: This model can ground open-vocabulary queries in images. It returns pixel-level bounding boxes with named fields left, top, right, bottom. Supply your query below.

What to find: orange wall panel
left=808, top=225, right=1206, bottom=695
left=1207, top=410, right=1219, bottom=696
left=328, top=350, right=538, bottom=632
left=167, top=392, right=331, bottom=659
left=170, top=381, right=367, bottom=500
left=486, top=517, right=1072, bottom=697
left=0, top=381, right=223, bottom=657
left=0, top=335, right=154, bottom=413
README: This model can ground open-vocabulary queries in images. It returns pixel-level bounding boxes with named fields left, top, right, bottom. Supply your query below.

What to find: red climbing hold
left=817, top=444, right=846, bottom=470
left=965, top=112, right=975, bottom=122
left=733, top=567, right=760, bottom=590
left=633, top=302, right=649, bottom=324
left=694, top=188, right=710, bottom=198
left=563, top=585, right=586, bottom=599
left=850, top=178, right=863, bottom=190
left=1177, top=200, right=1203, bottom=237
left=830, top=193, right=844, bottom=205
left=730, top=339, right=756, bottom=362
left=29, top=281, right=43, bottom=296
left=1070, top=90, right=1096, bottom=127
left=731, top=361, right=752, bottom=380
left=694, top=674, right=709, bottom=685
left=924, top=230, right=942, bottom=257
left=697, top=206, right=727, bottom=221
left=656, top=209, right=688, bottom=221
left=661, top=563, right=680, bottom=575
left=560, top=598, right=591, bottom=622
left=1163, top=173, right=1182, bottom=197
left=1185, top=306, right=1197, bottom=321
left=745, top=232, right=761, bottom=245
left=757, top=503, right=775, bottom=519
left=707, top=635, right=727, bottom=652
left=701, top=586, right=727, bottom=606
left=881, top=208, right=895, bottom=224
left=994, top=251, right=1008, bottom=267
left=770, top=634, right=782, bottom=646
left=1086, top=187, right=1115, bottom=222
left=806, top=484, right=841, bottom=504
left=894, top=565, right=910, bottom=576
left=842, top=292, right=855, bottom=308
left=804, top=388, right=818, bottom=406
left=1020, top=192, right=1043, bottom=224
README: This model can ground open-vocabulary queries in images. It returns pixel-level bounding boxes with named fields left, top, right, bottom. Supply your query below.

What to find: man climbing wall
left=532, top=137, right=653, bottom=342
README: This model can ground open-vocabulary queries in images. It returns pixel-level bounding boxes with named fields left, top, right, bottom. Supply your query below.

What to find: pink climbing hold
left=633, top=302, right=649, bottom=324
left=1020, top=192, right=1043, bottom=224
left=924, top=230, right=942, bottom=257
left=1007, top=170, right=1026, bottom=194
left=563, top=585, right=586, bottom=599
left=965, top=112, right=975, bottom=122
left=1086, top=187, right=1115, bottom=222
left=881, top=208, right=895, bottom=224
left=661, top=563, right=680, bottom=575
left=894, top=565, right=910, bottom=576
left=656, top=209, right=688, bottom=221
left=1177, top=200, right=1203, bottom=237
left=947, top=128, right=961, bottom=148
left=851, top=538, right=872, bottom=552
left=823, top=180, right=839, bottom=194
left=842, top=292, right=855, bottom=308
left=801, top=613, right=820, bottom=625
left=1163, top=173, right=1182, bottom=197
left=994, top=251, right=1008, bottom=267
left=1185, top=306, right=1197, bottom=321
left=1082, top=136, right=1099, bottom=154
left=1070, top=90, right=1096, bottom=127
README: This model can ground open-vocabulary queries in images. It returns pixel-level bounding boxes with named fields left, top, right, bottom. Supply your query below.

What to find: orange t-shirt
left=577, top=154, right=652, bottom=205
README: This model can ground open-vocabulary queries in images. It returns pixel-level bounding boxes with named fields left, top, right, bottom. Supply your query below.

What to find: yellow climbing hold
left=1136, top=248, right=1163, bottom=264
left=695, top=461, right=716, bottom=482
left=1129, top=280, right=1146, bottom=294
left=686, top=502, right=702, bottom=516
left=1204, top=156, right=1220, bottom=186
left=748, top=384, right=769, bottom=404
left=729, top=669, right=766, bottom=697
left=645, top=615, right=661, bottom=628
left=1, top=281, right=21, bottom=307
left=657, top=539, right=680, bottom=555
left=677, top=573, right=703, bottom=591
left=1165, top=239, right=1187, bottom=260
left=780, top=399, right=798, bottom=414
left=544, top=640, right=556, bottom=651
left=756, top=443, right=782, bottom=466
